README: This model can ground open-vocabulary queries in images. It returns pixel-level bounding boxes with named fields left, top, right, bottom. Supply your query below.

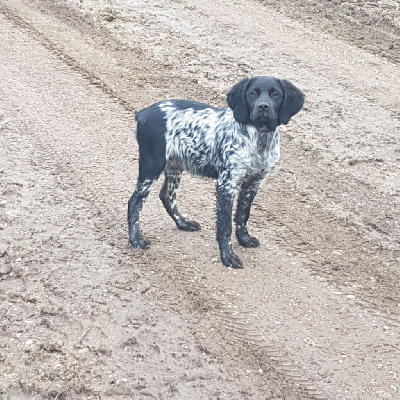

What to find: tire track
left=0, top=17, right=248, bottom=398
left=258, top=0, right=400, bottom=64
left=2, top=1, right=399, bottom=398
left=0, top=5, right=136, bottom=115
left=148, top=251, right=329, bottom=399
left=131, top=257, right=329, bottom=398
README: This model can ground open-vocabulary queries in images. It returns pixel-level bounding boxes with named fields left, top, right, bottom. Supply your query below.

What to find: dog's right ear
left=226, top=78, right=252, bottom=124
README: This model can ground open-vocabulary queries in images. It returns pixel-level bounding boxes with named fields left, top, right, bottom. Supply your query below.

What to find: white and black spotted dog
left=128, top=76, right=304, bottom=268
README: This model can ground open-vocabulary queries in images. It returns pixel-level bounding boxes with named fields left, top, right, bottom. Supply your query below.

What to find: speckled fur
left=128, top=76, right=304, bottom=268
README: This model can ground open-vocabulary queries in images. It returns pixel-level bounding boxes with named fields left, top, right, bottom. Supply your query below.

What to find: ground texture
left=0, top=0, right=399, bottom=398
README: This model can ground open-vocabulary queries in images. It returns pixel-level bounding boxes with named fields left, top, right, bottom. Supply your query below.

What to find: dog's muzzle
left=253, top=102, right=277, bottom=122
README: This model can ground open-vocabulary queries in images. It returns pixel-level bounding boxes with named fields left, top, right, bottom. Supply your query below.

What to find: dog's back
left=135, top=100, right=227, bottom=178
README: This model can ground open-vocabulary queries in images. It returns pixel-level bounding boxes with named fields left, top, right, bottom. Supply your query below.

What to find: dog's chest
left=233, top=127, right=280, bottom=178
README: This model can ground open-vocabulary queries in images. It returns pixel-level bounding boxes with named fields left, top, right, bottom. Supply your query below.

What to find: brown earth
left=261, top=0, right=400, bottom=65
left=0, top=0, right=399, bottom=399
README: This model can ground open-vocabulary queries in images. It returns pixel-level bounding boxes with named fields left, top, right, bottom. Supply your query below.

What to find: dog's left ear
left=226, top=78, right=252, bottom=124
left=278, top=80, right=305, bottom=125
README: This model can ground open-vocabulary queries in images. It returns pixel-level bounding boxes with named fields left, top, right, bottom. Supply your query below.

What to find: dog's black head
left=226, top=76, right=304, bottom=131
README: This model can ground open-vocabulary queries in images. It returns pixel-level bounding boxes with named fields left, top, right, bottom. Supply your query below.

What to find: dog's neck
left=257, top=129, right=275, bottom=152
left=245, top=124, right=278, bottom=153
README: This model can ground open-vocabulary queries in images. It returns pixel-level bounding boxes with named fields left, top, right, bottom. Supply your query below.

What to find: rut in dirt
left=1, top=0, right=400, bottom=399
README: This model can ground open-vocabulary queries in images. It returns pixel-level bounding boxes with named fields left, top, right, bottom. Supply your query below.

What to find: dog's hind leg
left=129, top=106, right=168, bottom=248
left=128, top=178, right=156, bottom=249
left=159, top=160, right=201, bottom=232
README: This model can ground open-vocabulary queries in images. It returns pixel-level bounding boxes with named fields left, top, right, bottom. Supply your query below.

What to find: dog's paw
left=236, top=227, right=260, bottom=248
left=220, top=250, right=243, bottom=269
left=237, top=234, right=260, bottom=248
left=129, top=237, right=150, bottom=249
left=177, top=219, right=201, bottom=232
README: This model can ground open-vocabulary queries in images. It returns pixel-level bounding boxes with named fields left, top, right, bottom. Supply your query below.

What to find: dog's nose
left=257, top=102, right=270, bottom=110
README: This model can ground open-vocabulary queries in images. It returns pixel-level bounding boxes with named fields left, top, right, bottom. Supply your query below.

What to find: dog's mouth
left=252, top=109, right=277, bottom=123
left=251, top=113, right=278, bottom=131
left=258, top=113, right=270, bottom=121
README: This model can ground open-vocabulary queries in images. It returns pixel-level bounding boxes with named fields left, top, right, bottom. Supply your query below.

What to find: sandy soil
left=0, top=0, right=399, bottom=398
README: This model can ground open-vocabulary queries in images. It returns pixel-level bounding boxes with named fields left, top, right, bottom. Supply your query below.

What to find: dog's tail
left=134, top=104, right=166, bottom=149
left=135, top=110, right=143, bottom=124
left=134, top=109, right=146, bottom=140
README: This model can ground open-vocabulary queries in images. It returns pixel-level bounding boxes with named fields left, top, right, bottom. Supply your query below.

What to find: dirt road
left=0, top=0, right=399, bottom=398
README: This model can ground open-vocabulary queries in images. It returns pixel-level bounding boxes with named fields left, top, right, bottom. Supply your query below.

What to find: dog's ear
left=278, top=80, right=305, bottom=125
left=226, top=78, right=252, bottom=124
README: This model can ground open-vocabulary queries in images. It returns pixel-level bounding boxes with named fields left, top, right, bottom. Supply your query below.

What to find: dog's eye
left=271, top=91, right=280, bottom=97
left=250, top=90, right=258, bottom=97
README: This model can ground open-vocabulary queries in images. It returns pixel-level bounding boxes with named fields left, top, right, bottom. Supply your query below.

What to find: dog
left=128, top=76, right=304, bottom=268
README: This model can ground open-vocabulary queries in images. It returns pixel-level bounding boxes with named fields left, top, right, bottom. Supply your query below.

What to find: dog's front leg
left=234, top=179, right=262, bottom=248
left=216, top=180, right=242, bottom=269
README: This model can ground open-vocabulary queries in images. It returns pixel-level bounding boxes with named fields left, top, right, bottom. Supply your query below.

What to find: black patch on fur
left=226, top=78, right=252, bottom=124
left=278, top=80, right=305, bottom=125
